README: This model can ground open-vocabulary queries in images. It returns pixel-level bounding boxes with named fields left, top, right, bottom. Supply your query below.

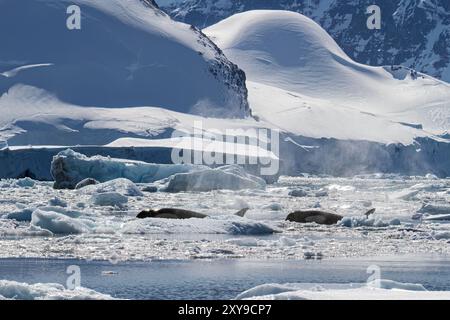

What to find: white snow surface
left=0, top=0, right=248, bottom=118
left=204, top=10, right=450, bottom=143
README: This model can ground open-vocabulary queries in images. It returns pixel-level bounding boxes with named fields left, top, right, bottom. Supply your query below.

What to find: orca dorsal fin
left=235, top=208, right=249, bottom=217
left=364, top=208, right=376, bottom=218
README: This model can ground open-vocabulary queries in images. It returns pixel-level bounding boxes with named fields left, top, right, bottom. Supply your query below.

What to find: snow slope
left=0, top=0, right=249, bottom=118
left=204, top=11, right=450, bottom=143
left=159, top=0, right=450, bottom=83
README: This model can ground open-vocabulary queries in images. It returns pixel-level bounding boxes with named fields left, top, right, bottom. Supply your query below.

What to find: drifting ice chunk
left=5, top=208, right=35, bottom=222
left=31, top=209, right=92, bottom=234
left=48, top=197, right=68, bottom=207
left=37, top=206, right=83, bottom=219
left=338, top=216, right=390, bottom=228
left=14, top=177, right=36, bottom=188
left=423, top=214, right=450, bottom=221
left=5, top=206, right=82, bottom=222
left=419, top=204, right=450, bottom=215
left=91, top=192, right=128, bottom=207
left=433, top=231, right=450, bottom=239
left=0, top=280, right=114, bottom=300
left=164, top=165, right=266, bottom=192
left=80, top=178, right=143, bottom=197
left=51, top=149, right=202, bottom=189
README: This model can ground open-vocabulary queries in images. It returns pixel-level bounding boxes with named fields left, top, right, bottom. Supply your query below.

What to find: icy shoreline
left=1, top=256, right=450, bottom=300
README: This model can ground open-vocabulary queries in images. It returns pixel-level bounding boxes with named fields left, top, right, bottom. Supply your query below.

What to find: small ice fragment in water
left=15, top=177, right=35, bottom=188
left=263, top=202, right=283, bottom=211
left=48, top=197, right=68, bottom=207
left=91, top=192, right=128, bottom=207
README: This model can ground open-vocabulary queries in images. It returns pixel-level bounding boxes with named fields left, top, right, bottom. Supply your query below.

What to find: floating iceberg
left=51, top=149, right=202, bottom=189
left=164, top=165, right=266, bottom=192
left=30, top=209, right=93, bottom=235
left=5, top=206, right=83, bottom=222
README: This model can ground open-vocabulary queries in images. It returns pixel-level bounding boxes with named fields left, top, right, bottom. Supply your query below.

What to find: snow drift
left=0, top=0, right=249, bottom=118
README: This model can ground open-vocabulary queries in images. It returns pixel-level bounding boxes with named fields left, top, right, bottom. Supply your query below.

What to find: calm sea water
left=1, top=256, right=450, bottom=299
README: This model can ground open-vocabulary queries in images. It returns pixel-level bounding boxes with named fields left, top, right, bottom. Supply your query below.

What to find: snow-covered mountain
left=1, top=1, right=450, bottom=178
left=0, top=0, right=249, bottom=120
left=158, top=0, right=450, bottom=83
left=205, top=10, right=450, bottom=144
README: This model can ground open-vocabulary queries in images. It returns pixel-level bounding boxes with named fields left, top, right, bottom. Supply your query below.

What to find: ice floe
left=122, top=216, right=278, bottom=235
left=31, top=209, right=93, bottom=235
left=14, top=177, right=36, bottom=188
left=0, top=280, right=114, bottom=300
left=90, top=192, right=128, bottom=207
left=338, top=216, right=389, bottom=228
left=79, top=178, right=143, bottom=199
left=236, top=280, right=450, bottom=300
